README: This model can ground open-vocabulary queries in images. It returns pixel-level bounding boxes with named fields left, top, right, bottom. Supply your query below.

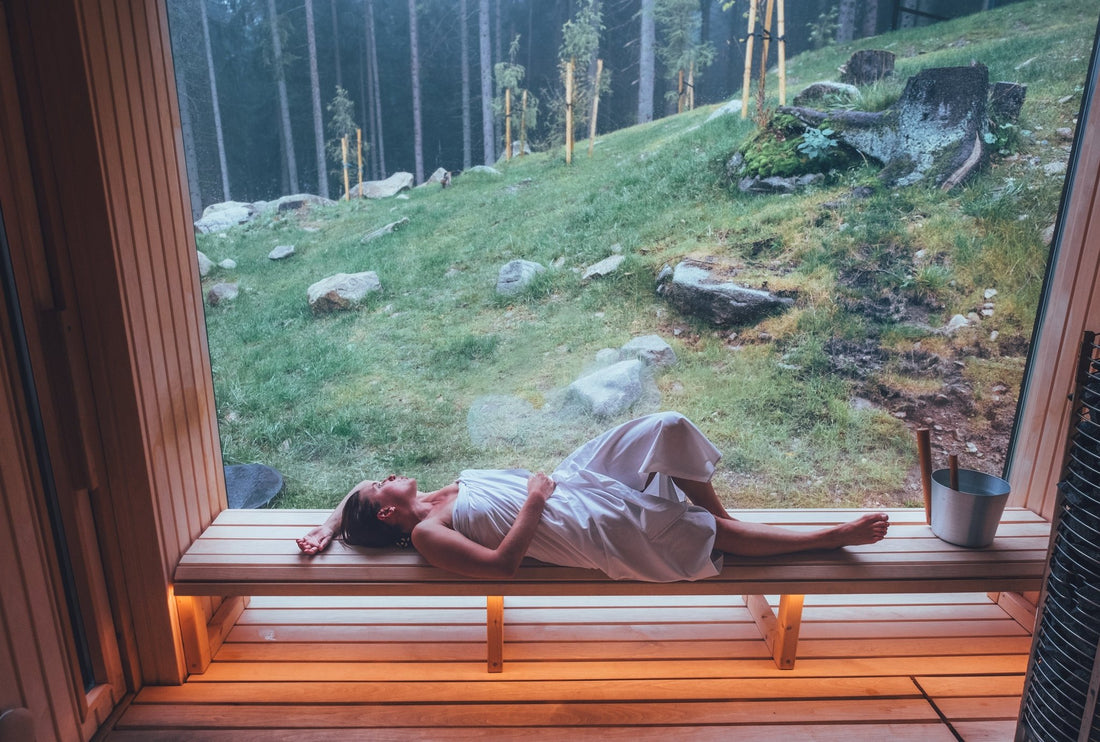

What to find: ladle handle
left=917, top=429, right=932, bottom=525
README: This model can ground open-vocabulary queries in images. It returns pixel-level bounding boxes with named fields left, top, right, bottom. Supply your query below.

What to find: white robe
left=451, top=411, right=724, bottom=582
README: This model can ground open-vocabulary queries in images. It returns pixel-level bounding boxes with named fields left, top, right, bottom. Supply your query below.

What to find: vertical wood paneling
left=67, top=0, right=226, bottom=683
left=0, top=264, right=82, bottom=742
left=1008, top=61, right=1100, bottom=519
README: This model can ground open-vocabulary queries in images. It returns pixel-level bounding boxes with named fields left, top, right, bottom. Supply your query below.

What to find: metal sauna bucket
left=930, top=468, right=1011, bottom=548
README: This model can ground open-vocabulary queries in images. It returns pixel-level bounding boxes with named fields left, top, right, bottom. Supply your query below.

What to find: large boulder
left=272, top=193, right=336, bottom=212
left=194, top=201, right=255, bottom=234
left=307, top=271, right=381, bottom=313
left=781, top=65, right=990, bottom=189
left=351, top=172, right=415, bottom=199
left=565, top=359, right=646, bottom=418
left=658, top=261, right=793, bottom=327
left=496, top=259, right=545, bottom=295
left=620, top=335, right=677, bottom=368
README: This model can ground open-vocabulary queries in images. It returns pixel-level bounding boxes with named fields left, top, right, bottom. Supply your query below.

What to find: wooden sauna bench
left=173, top=506, right=1051, bottom=673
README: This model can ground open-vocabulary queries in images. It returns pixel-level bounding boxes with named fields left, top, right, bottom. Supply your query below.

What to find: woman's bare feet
left=823, top=512, right=890, bottom=548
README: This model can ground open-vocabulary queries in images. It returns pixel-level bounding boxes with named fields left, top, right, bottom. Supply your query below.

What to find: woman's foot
left=823, top=512, right=890, bottom=548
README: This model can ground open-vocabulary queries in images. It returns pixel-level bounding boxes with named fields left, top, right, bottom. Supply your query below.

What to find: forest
left=167, top=0, right=1010, bottom=217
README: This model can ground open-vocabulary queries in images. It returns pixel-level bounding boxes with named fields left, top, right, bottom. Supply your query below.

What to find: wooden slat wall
left=1008, top=56, right=1100, bottom=519
left=0, top=290, right=83, bottom=742
left=3, top=0, right=226, bottom=688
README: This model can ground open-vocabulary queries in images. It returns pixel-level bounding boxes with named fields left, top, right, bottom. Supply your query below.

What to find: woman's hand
left=526, top=471, right=556, bottom=504
left=296, top=524, right=335, bottom=555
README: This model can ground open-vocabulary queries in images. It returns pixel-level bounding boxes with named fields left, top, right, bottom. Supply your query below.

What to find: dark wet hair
left=339, top=489, right=411, bottom=548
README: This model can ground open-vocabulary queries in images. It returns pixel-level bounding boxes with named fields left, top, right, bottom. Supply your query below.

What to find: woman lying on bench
left=296, top=411, right=889, bottom=582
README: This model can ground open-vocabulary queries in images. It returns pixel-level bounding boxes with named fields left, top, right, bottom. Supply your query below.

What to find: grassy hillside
left=197, top=0, right=1096, bottom=510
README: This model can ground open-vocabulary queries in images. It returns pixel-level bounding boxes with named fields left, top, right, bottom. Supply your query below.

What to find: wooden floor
left=103, top=592, right=1033, bottom=741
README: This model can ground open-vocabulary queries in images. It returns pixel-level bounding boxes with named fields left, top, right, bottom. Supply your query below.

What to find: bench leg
left=745, top=593, right=805, bottom=670
left=487, top=596, right=504, bottom=673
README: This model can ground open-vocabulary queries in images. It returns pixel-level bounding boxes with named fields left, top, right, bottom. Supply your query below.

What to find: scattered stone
left=989, top=81, right=1027, bottom=123
left=194, top=201, right=255, bottom=234
left=792, top=81, right=862, bottom=108
left=850, top=397, right=875, bottom=411
left=582, top=254, right=625, bottom=281
left=1056, top=127, right=1075, bottom=141
left=219, top=258, right=237, bottom=270
left=595, top=348, right=621, bottom=365
left=838, top=49, right=895, bottom=85
left=350, top=172, right=415, bottom=199
left=620, top=335, right=677, bottom=368
left=1041, top=223, right=1056, bottom=245
left=739, top=173, right=824, bottom=194
left=944, top=314, right=971, bottom=333
left=1043, top=161, right=1067, bottom=177
left=207, top=282, right=238, bottom=306
left=657, top=260, right=794, bottom=328
left=967, top=311, right=981, bottom=323
left=274, top=193, right=336, bottom=212
left=362, top=217, right=410, bottom=243
left=990, top=330, right=1000, bottom=341
left=196, top=250, right=214, bottom=277
left=981, top=308, right=994, bottom=317
left=307, top=271, right=381, bottom=313
left=496, top=259, right=545, bottom=295
left=466, top=165, right=502, bottom=176
left=984, top=288, right=997, bottom=300
left=706, top=98, right=743, bottom=121
left=966, top=442, right=979, bottom=454
left=565, top=359, right=646, bottom=417
left=269, top=245, right=295, bottom=260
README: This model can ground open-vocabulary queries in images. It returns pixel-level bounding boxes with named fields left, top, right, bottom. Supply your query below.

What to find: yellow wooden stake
left=520, top=90, right=528, bottom=156
left=741, top=0, right=758, bottom=119
left=688, top=62, right=695, bottom=111
left=588, top=58, right=602, bottom=157
left=777, top=0, right=787, bottom=105
left=505, top=88, right=512, bottom=160
left=757, top=0, right=775, bottom=124
left=341, top=135, right=349, bottom=201
left=356, top=128, right=363, bottom=198
left=565, top=58, right=574, bottom=164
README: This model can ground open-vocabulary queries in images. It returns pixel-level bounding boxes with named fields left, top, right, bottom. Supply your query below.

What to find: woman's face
left=355, top=474, right=417, bottom=509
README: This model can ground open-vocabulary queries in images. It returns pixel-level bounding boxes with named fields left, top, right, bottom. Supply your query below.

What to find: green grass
left=198, top=0, right=1096, bottom=511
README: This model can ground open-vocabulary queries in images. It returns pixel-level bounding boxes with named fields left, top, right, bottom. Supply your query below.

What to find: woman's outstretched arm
left=296, top=485, right=359, bottom=554
left=412, top=472, right=555, bottom=579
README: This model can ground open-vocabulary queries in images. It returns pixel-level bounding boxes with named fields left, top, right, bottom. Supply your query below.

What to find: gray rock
left=739, top=173, right=824, bottom=193
left=496, top=259, right=545, bottom=295
left=219, top=258, right=237, bottom=270
left=273, top=193, right=336, bottom=212
left=944, top=314, right=971, bottom=333
left=420, top=167, right=450, bottom=186
left=792, top=81, right=862, bottom=108
left=1043, top=161, right=1067, bottom=176
left=658, top=261, right=793, bottom=328
left=565, top=359, right=646, bottom=417
left=582, top=254, right=625, bottom=281
left=466, top=165, right=502, bottom=176
left=196, top=250, right=214, bottom=276
left=362, top=217, right=410, bottom=243
left=621, top=335, right=677, bottom=367
left=207, top=282, right=238, bottom=306
left=350, top=172, right=415, bottom=199
left=269, top=245, right=295, bottom=260
left=706, top=98, right=743, bottom=122
left=194, top=201, right=255, bottom=234
left=307, top=271, right=381, bottom=313
left=595, top=348, right=622, bottom=366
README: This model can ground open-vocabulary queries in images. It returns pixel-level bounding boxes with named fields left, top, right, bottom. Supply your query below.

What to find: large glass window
left=168, top=0, right=1098, bottom=510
